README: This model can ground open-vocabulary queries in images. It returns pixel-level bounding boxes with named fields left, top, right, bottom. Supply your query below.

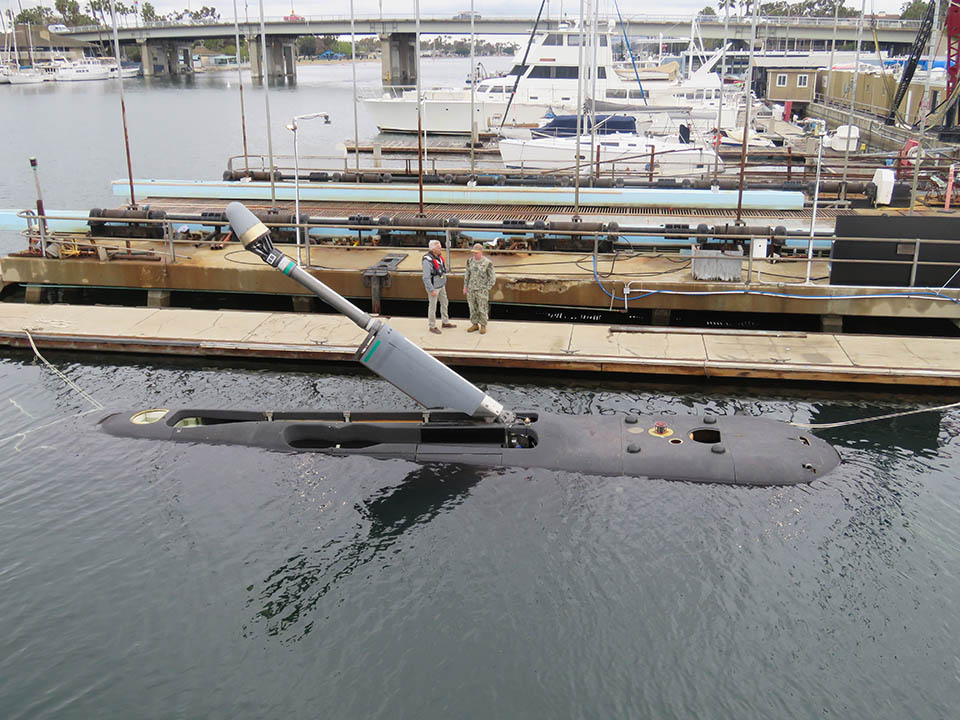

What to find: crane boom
left=886, top=0, right=938, bottom=126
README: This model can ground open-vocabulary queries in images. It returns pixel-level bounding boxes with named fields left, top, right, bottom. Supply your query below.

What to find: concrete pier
left=137, top=39, right=194, bottom=77
left=248, top=35, right=297, bottom=82
left=380, top=33, right=417, bottom=88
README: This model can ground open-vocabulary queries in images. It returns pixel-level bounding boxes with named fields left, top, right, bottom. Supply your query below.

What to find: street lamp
left=286, top=112, right=331, bottom=268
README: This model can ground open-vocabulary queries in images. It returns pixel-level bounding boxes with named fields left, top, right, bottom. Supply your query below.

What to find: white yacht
left=100, top=58, right=142, bottom=78
left=55, top=58, right=111, bottom=82
left=36, top=55, right=71, bottom=81
left=362, top=20, right=734, bottom=135
left=8, top=68, right=45, bottom=84
left=499, top=133, right=723, bottom=177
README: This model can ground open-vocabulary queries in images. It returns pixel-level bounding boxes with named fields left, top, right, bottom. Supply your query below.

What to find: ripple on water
left=0, top=356, right=958, bottom=719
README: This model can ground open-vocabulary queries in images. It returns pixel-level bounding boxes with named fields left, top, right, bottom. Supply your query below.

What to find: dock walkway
left=1, top=303, right=958, bottom=386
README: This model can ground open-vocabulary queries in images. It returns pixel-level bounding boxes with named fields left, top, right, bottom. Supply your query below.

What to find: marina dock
left=5, top=239, right=960, bottom=328
left=1, top=302, right=959, bottom=386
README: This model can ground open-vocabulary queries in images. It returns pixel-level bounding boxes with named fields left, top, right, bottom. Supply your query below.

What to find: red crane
left=947, top=1, right=960, bottom=125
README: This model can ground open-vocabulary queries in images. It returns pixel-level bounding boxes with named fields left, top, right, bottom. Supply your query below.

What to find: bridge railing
left=63, top=14, right=923, bottom=34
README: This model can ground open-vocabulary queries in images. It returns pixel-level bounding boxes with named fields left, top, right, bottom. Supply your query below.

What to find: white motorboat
left=100, top=58, right=142, bottom=78
left=36, top=56, right=71, bottom=81
left=8, top=68, right=45, bottom=84
left=498, top=132, right=723, bottom=177
left=362, top=19, right=733, bottom=135
left=55, top=58, right=110, bottom=82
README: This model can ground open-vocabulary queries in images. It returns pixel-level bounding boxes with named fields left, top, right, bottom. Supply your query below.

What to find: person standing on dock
left=423, top=240, right=456, bottom=335
left=464, top=243, right=496, bottom=335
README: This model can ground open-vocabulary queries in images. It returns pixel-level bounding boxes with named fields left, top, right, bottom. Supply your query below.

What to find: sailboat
left=7, top=19, right=44, bottom=84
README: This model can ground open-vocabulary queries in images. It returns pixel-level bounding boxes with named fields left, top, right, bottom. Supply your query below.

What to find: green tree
left=297, top=35, right=317, bottom=56
left=85, top=1, right=108, bottom=26
left=141, top=2, right=157, bottom=22
left=14, top=7, right=56, bottom=24
left=699, top=5, right=717, bottom=15
left=900, top=0, right=929, bottom=20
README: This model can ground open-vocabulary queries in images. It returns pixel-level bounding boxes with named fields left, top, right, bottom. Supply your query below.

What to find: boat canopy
left=531, top=114, right=637, bottom=138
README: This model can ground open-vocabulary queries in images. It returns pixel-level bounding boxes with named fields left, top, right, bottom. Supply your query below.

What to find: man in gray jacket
left=423, top=240, right=456, bottom=334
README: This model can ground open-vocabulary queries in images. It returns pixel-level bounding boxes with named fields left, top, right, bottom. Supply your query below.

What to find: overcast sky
left=21, top=0, right=912, bottom=23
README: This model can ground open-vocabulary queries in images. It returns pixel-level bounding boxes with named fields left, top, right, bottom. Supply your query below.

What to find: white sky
left=20, top=0, right=911, bottom=21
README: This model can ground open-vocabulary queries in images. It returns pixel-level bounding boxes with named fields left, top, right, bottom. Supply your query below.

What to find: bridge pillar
left=248, top=35, right=297, bottom=83
left=380, top=32, right=417, bottom=88
left=138, top=39, right=172, bottom=77
left=174, top=43, right=194, bottom=75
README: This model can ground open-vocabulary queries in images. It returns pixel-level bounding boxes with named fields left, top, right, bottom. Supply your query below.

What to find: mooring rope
left=14, top=331, right=960, bottom=434
left=24, top=330, right=104, bottom=411
left=791, top=400, right=960, bottom=429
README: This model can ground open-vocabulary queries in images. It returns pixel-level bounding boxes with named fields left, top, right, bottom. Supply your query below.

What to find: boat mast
left=5, top=4, right=16, bottom=69
left=231, top=0, right=249, bottom=177
left=109, top=0, right=136, bottom=207
left=0, top=7, right=7, bottom=66
left=415, top=0, right=424, bottom=214
left=713, top=0, right=730, bottom=184
left=734, top=0, right=759, bottom=224
left=25, top=19, right=35, bottom=68
left=840, top=0, right=867, bottom=199
left=350, top=0, right=359, bottom=172
left=826, top=0, right=840, bottom=105
left=589, top=0, right=599, bottom=177
left=257, top=0, right=276, bottom=207
left=470, top=0, right=476, bottom=174
left=574, top=0, right=586, bottom=213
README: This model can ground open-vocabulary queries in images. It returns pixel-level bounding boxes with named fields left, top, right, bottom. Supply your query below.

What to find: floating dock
left=2, top=302, right=959, bottom=386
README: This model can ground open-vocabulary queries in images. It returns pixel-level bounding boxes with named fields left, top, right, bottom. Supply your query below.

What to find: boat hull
left=499, top=136, right=723, bottom=175
left=8, top=72, right=45, bottom=85
left=362, top=94, right=550, bottom=134
left=99, top=408, right=840, bottom=486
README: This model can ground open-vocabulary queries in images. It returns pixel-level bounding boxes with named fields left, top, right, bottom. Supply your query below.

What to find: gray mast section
left=224, top=202, right=512, bottom=424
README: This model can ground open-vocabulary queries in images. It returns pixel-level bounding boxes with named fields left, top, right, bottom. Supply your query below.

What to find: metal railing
left=14, top=210, right=960, bottom=305
left=63, top=14, right=924, bottom=34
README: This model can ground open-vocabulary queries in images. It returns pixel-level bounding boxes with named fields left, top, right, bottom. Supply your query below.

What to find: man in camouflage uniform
left=463, top=243, right=496, bottom=335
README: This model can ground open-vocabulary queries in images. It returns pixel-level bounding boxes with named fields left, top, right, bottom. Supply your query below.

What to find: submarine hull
left=100, top=408, right=840, bottom=486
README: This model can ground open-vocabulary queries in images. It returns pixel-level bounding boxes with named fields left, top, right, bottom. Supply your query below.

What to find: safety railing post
left=910, top=240, right=920, bottom=287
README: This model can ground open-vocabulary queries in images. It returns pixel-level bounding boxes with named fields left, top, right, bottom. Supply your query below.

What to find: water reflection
left=248, top=463, right=486, bottom=642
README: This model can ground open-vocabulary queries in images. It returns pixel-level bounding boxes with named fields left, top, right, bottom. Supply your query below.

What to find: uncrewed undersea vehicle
left=100, top=202, right=841, bottom=486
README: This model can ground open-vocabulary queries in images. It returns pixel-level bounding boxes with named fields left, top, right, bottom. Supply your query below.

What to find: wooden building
left=816, top=67, right=946, bottom=125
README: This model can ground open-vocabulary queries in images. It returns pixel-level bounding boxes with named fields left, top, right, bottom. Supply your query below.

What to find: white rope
left=24, top=330, right=104, bottom=411
left=0, top=408, right=103, bottom=452
left=791, top=400, right=960, bottom=429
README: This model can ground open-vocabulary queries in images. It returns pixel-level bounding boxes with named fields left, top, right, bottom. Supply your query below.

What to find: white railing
left=63, top=15, right=923, bottom=34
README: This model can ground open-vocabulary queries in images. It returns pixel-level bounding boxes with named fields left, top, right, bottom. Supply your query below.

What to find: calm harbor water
left=1, top=59, right=959, bottom=719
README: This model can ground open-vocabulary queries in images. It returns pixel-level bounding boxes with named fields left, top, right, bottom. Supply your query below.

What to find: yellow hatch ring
left=130, top=409, right=169, bottom=424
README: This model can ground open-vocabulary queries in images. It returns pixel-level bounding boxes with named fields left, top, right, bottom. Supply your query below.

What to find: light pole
left=805, top=126, right=826, bottom=284
left=287, top=112, right=331, bottom=268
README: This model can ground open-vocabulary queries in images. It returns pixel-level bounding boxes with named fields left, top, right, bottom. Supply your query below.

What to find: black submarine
left=99, top=202, right=841, bottom=486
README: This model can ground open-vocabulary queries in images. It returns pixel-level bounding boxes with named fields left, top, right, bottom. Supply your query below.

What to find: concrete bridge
left=63, top=14, right=922, bottom=83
